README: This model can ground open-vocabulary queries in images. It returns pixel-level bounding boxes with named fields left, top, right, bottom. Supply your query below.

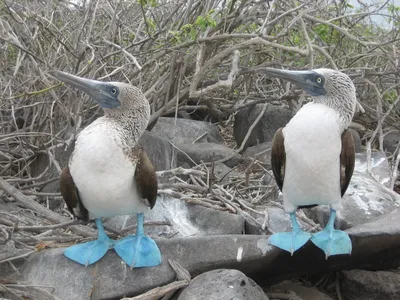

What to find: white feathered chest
left=69, top=118, right=149, bottom=218
left=282, top=103, right=343, bottom=212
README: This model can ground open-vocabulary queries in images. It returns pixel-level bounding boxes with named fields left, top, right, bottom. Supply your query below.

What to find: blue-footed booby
left=263, top=68, right=356, bottom=258
left=54, top=71, right=161, bottom=268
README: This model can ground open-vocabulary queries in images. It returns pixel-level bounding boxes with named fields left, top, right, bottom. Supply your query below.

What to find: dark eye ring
left=316, top=77, right=322, bottom=84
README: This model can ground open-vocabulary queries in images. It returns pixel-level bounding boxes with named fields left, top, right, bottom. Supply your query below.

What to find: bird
left=261, top=67, right=356, bottom=258
left=53, top=70, right=162, bottom=268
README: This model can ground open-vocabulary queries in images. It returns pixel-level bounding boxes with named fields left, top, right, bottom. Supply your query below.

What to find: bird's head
left=259, top=67, right=357, bottom=126
left=260, top=67, right=356, bottom=97
left=51, top=71, right=150, bottom=118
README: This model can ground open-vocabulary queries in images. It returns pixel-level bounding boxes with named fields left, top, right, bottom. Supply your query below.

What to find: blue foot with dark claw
left=114, top=213, right=161, bottom=268
left=311, top=209, right=352, bottom=259
left=268, top=213, right=312, bottom=255
left=64, top=219, right=113, bottom=266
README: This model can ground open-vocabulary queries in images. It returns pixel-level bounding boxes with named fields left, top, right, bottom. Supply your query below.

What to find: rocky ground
left=1, top=105, right=400, bottom=300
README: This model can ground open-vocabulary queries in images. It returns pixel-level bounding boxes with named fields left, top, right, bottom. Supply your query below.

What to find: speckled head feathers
left=311, top=68, right=357, bottom=129
left=52, top=70, right=151, bottom=139
left=259, top=67, right=357, bottom=130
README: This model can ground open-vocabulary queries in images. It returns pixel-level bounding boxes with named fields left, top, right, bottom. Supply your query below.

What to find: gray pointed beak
left=51, top=71, right=121, bottom=109
left=258, top=68, right=326, bottom=96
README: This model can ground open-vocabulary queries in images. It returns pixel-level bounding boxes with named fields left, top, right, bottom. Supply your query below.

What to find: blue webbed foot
left=268, top=213, right=312, bottom=255
left=114, top=213, right=161, bottom=268
left=114, top=234, right=161, bottom=268
left=64, top=219, right=113, bottom=266
left=311, top=209, right=352, bottom=259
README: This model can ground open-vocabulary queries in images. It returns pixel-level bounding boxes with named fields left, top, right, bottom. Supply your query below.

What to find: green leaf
left=209, top=18, right=217, bottom=28
left=196, top=16, right=207, bottom=31
left=189, top=28, right=197, bottom=40
left=181, top=24, right=193, bottom=32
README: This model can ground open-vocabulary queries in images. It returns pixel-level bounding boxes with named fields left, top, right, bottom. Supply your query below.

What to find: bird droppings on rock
left=354, top=151, right=392, bottom=187
left=257, top=237, right=272, bottom=256
left=104, top=196, right=245, bottom=238
left=236, top=246, right=244, bottom=262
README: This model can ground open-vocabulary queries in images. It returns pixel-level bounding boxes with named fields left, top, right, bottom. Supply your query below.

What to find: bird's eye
left=111, top=88, right=117, bottom=94
left=316, top=77, right=322, bottom=84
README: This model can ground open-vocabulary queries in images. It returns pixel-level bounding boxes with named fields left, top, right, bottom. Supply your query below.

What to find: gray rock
left=212, top=162, right=242, bottom=185
left=383, top=130, right=400, bottom=154
left=177, top=143, right=242, bottom=168
left=243, top=142, right=272, bottom=168
left=0, top=240, right=27, bottom=278
left=349, top=128, right=362, bottom=153
left=270, top=281, right=334, bottom=300
left=138, top=131, right=177, bottom=171
left=151, top=117, right=223, bottom=144
left=234, top=104, right=293, bottom=150
left=19, top=235, right=272, bottom=300
left=341, top=269, right=400, bottom=300
left=105, top=196, right=244, bottom=238
left=177, top=269, right=268, bottom=300
left=304, top=151, right=400, bottom=229
left=17, top=210, right=400, bottom=299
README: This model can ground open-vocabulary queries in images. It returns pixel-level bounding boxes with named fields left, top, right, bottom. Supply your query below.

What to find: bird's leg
left=310, top=208, right=352, bottom=259
left=114, top=213, right=161, bottom=269
left=64, top=218, right=113, bottom=266
left=268, top=212, right=312, bottom=255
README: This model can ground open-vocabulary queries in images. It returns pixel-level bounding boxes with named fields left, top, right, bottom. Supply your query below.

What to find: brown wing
left=134, top=147, right=158, bottom=209
left=340, top=129, right=355, bottom=197
left=271, top=128, right=286, bottom=191
left=59, top=167, right=88, bottom=221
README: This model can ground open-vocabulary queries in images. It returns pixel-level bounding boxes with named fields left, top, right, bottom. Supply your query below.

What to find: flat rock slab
left=18, top=209, right=400, bottom=300
left=19, top=236, right=273, bottom=300
left=341, top=269, right=400, bottom=300
left=151, top=117, right=223, bottom=144
left=177, top=269, right=268, bottom=300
